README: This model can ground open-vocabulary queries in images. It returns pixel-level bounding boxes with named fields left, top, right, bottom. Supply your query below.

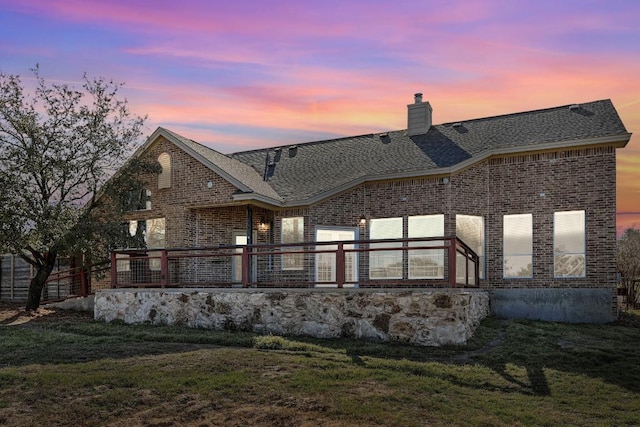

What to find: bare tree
left=617, top=228, right=640, bottom=310
left=0, top=66, right=153, bottom=310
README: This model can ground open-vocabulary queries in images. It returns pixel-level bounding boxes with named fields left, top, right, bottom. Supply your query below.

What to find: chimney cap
left=414, top=93, right=423, bottom=104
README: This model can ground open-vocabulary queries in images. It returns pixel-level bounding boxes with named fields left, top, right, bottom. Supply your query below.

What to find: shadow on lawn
left=314, top=314, right=640, bottom=396
left=1, top=308, right=639, bottom=397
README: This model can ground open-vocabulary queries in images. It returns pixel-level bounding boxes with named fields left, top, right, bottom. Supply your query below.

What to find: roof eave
left=142, top=128, right=255, bottom=193
left=277, top=132, right=632, bottom=207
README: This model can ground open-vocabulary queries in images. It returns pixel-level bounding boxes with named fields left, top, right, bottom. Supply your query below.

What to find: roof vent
left=569, top=104, right=581, bottom=111
left=407, top=92, right=432, bottom=136
left=452, top=122, right=462, bottom=127
left=379, top=132, right=388, bottom=138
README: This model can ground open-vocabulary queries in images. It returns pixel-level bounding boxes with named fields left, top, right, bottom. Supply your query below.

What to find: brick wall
left=120, top=137, right=618, bottom=295
left=299, top=145, right=618, bottom=292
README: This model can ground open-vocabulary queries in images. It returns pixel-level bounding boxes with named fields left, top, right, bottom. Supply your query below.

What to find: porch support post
left=246, top=205, right=253, bottom=284
left=246, top=205, right=253, bottom=245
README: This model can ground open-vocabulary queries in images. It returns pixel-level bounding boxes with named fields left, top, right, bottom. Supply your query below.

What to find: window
left=408, top=215, right=444, bottom=279
left=281, top=217, right=304, bottom=270
left=554, top=210, right=585, bottom=277
left=116, top=218, right=165, bottom=271
left=158, top=153, right=171, bottom=189
left=369, top=217, right=403, bottom=279
left=123, top=188, right=151, bottom=211
left=146, top=217, right=166, bottom=271
left=456, top=215, right=485, bottom=279
left=503, top=214, right=533, bottom=278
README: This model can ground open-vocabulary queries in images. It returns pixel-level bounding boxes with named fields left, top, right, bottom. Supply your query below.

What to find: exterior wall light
left=359, top=215, right=367, bottom=226
left=259, top=216, right=269, bottom=231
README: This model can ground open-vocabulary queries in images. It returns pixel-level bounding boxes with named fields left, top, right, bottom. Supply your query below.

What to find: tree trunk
left=25, top=251, right=57, bottom=311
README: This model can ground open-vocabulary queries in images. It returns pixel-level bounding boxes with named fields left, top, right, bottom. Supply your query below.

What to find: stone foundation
left=94, top=288, right=490, bottom=346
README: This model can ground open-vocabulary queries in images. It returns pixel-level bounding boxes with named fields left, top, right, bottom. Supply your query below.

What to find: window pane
left=146, top=218, right=166, bottom=271
left=456, top=215, right=485, bottom=279
left=369, top=217, right=402, bottom=279
left=158, top=153, right=171, bottom=189
left=408, top=215, right=444, bottom=279
left=503, top=214, right=533, bottom=278
left=282, top=217, right=304, bottom=270
left=554, top=210, right=585, bottom=277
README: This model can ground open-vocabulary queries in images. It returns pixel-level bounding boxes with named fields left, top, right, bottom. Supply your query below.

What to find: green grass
left=1, top=314, right=639, bottom=426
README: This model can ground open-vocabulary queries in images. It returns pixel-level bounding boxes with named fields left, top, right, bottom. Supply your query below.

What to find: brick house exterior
left=118, top=95, right=630, bottom=323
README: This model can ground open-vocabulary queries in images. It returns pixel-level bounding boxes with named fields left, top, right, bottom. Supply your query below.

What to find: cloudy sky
left=1, top=0, right=639, bottom=234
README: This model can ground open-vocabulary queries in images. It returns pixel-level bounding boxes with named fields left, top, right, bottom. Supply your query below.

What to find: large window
left=554, top=210, right=585, bottom=277
left=281, top=217, right=304, bottom=270
left=503, top=214, right=533, bottom=278
left=456, top=215, right=485, bottom=279
left=117, top=218, right=166, bottom=271
left=157, top=153, right=171, bottom=189
left=408, top=215, right=444, bottom=279
left=369, top=217, right=403, bottom=279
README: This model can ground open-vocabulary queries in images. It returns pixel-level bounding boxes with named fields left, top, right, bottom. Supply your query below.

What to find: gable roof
left=230, top=99, right=630, bottom=205
left=139, top=127, right=283, bottom=204
left=144, top=99, right=630, bottom=208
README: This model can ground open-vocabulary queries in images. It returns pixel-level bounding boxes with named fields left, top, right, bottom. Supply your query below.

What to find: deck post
left=465, top=248, right=470, bottom=286
left=241, top=247, right=249, bottom=288
left=160, top=250, right=168, bottom=287
left=336, top=243, right=345, bottom=288
left=448, top=239, right=457, bottom=288
left=80, top=268, right=88, bottom=296
left=110, top=252, right=117, bottom=288
left=475, top=252, right=480, bottom=286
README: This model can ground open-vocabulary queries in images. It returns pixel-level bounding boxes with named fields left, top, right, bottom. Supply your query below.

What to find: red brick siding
left=122, top=137, right=617, bottom=293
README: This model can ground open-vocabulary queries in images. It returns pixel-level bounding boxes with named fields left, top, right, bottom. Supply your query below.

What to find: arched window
left=157, top=152, right=171, bottom=189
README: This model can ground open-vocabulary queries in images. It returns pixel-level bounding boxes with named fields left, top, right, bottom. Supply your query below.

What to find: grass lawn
left=0, top=306, right=639, bottom=426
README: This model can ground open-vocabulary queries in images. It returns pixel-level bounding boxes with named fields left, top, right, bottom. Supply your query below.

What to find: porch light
left=259, top=216, right=269, bottom=230
left=359, top=215, right=367, bottom=226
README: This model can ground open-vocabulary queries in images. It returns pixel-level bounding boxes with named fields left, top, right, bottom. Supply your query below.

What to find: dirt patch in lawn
left=0, top=301, right=93, bottom=326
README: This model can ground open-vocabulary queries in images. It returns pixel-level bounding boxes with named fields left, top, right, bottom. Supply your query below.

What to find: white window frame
left=456, top=214, right=485, bottom=279
left=369, top=217, right=403, bottom=280
left=554, top=210, right=586, bottom=278
left=158, top=152, right=172, bottom=189
left=503, top=214, right=533, bottom=278
left=281, top=217, right=304, bottom=270
left=408, top=214, right=445, bottom=279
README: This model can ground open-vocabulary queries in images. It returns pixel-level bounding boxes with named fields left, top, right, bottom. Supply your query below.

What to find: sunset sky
left=1, top=0, right=639, bottom=235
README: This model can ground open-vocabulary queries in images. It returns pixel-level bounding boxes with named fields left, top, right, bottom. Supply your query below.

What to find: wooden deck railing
left=110, top=236, right=480, bottom=289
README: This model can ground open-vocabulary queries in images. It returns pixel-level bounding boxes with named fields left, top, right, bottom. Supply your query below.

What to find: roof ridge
left=439, top=99, right=612, bottom=126
left=231, top=132, right=378, bottom=156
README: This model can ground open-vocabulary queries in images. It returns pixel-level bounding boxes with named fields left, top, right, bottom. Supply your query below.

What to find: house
left=108, top=94, right=631, bottom=324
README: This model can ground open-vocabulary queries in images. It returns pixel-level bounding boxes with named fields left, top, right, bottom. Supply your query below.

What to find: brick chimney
left=407, top=93, right=432, bottom=136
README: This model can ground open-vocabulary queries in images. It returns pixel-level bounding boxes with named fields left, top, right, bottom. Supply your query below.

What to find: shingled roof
left=143, top=99, right=629, bottom=207
left=140, top=127, right=283, bottom=204
left=229, top=99, right=630, bottom=205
